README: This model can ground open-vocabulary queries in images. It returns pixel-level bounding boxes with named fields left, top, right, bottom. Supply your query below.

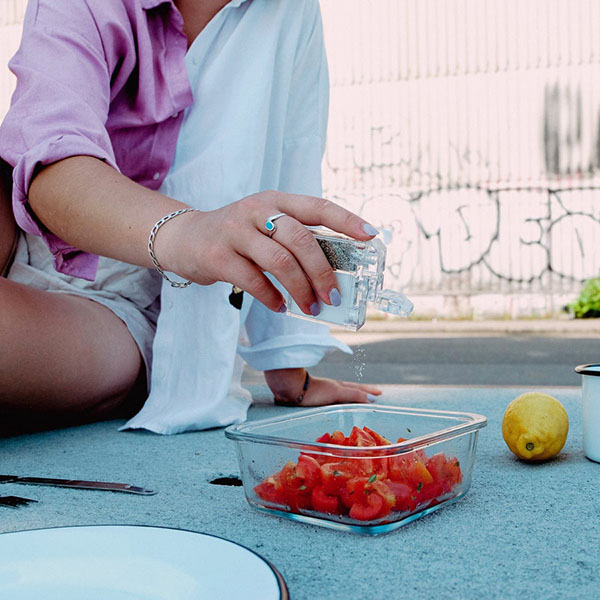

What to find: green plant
left=569, top=277, right=600, bottom=318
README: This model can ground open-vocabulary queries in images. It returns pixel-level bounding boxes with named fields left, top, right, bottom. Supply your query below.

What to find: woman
left=0, top=0, right=380, bottom=435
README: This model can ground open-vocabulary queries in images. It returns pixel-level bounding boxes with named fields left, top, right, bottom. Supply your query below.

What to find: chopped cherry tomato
left=295, top=455, right=321, bottom=491
left=278, top=461, right=313, bottom=510
left=372, top=456, right=389, bottom=479
left=370, top=480, right=396, bottom=511
left=424, top=452, right=446, bottom=477
left=252, top=426, right=464, bottom=523
left=330, top=430, right=346, bottom=445
left=444, top=457, right=463, bottom=487
left=254, top=475, right=286, bottom=506
left=311, top=486, right=340, bottom=514
left=353, top=457, right=377, bottom=477
left=346, top=475, right=368, bottom=497
left=389, top=454, right=432, bottom=487
left=386, top=480, right=418, bottom=513
left=279, top=462, right=302, bottom=491
left=347, top=426, right=377, bottom=447
left=417, top=480, right=444, bottom=505
left=339, top=485, right=355, bottom=509
left=321, top=462, right=354, bottom=495
left=363, top=426, right=391, bottom=446
left=426, top=452, right=462, bottom=494
left=349, top=491, right=385, bottom=521
left=345, top=476, right=394, bottom=520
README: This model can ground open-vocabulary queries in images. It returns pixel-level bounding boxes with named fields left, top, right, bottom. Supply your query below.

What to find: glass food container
left=281, top=229, right=413, bottom=331
left=225, top=405, right=487, bottom=535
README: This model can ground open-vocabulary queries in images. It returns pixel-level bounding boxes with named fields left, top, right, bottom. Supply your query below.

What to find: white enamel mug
left=575, top=364, right=600, bottom=463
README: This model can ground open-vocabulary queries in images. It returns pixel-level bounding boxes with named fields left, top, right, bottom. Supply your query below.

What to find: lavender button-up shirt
left=0, top=0, right=193, bottom=280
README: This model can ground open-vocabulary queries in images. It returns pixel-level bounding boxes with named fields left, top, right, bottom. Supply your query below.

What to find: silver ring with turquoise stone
left=264, top=212, right=287, bottom=237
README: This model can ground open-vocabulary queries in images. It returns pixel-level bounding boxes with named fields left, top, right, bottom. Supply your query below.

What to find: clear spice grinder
left=282, top=228, right=413, bottom=331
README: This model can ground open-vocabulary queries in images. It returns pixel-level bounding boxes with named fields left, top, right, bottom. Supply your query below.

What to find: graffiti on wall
left=357, top=187, right=600, bottom=292
left=323, top=77, right=600, bottom=304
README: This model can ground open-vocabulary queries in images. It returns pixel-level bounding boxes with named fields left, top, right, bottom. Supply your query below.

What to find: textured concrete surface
left=1, top=385, right=599, bottom=599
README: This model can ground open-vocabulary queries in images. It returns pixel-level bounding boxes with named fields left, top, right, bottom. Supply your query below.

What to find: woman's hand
left=264, top=368, right=382, bottom=407
left=155, top=190, right=379, bottom=315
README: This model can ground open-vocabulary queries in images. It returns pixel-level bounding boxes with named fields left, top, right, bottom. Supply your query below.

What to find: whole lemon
left=502, top=392, right=569, bottom=461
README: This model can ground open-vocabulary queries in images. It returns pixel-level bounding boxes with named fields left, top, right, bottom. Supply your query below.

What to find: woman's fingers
left=298, top=376, right=381, bottom=407
left=330, top=380, right=382, bottom=396
left=272, top=192, right=379, bottom=241
left=224, top=255, right=287, bottom=312
left=248, top=222, right=337, bottom=312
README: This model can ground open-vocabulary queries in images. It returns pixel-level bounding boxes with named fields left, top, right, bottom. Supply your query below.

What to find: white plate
left=0, top=525, right=288, bottom=600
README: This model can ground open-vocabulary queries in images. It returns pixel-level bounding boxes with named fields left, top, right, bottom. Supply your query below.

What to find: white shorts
left=6, top=231, right=161, bottom=381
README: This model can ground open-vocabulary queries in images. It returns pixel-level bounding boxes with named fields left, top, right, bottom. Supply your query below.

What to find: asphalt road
left=243, top=333, right=599, bottom=388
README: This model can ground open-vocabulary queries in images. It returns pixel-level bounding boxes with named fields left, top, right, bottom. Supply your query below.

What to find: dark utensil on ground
left=0, top=495, right=38, bottom=509
left=0, top=475, right=156, bottom=495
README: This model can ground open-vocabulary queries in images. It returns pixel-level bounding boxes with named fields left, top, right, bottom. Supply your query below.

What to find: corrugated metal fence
left=320, top=0, right=600, bottom=316
left=2, top=0, right=599, bottom=316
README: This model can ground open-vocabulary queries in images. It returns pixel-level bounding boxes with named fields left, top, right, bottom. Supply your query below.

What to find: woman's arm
left=29, top=155, right=377, bottom=315
left=28, top=156, right=183, bottom=271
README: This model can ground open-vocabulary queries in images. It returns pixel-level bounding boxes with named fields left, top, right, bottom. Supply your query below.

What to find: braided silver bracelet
left=148, top=208, right=198, bottom=288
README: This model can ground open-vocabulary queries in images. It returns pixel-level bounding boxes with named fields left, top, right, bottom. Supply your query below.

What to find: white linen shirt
left=122, top=0, right=351, bottom=434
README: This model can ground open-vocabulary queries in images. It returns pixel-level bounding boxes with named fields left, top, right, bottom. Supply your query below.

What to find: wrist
left=265, top=368, right=309, bottom=406
left=148, top=207, right=204, bottom=281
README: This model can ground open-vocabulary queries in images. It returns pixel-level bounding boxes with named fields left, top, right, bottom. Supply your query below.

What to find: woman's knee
left=0, top=280, right=145, bottom=423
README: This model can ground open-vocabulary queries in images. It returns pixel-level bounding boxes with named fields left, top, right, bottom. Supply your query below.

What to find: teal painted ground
left=1, top=386, right=598, bottom=599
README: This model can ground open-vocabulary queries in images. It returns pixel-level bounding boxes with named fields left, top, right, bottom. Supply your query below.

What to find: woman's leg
left=1, top=162, right=146, bottom=435
left=0, top=277, right=146, bottom=435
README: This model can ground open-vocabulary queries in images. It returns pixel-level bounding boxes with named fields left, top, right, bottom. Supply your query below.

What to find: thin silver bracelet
left=148, top=208, right=198, bottom=288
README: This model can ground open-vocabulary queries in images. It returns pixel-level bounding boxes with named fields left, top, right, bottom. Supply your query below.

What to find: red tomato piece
left=254, top=476, right=286, bottom=506
left=315, top=432, right=331, bottom=444
left=363, top=426, right=391, bottom=446
left=345, top=476, right=394, bottom=520
left=330, top=430, right=346, bottom=445
left=425, top=452, right=446, bottom=478
left=444, top=456, right=463, bottom=488
left=278, top=461, right=313, bottom=510
left=388, top=455, right=409, bottom=482
left=417, top=480, right=444, bottom=505
left=386, top=480, right=418, bottom=513
left=279, top=462, right=302, bottom=492
left=389, top=454, right=433, bottom=487
left=286, top=490, right=313, bottom=512
left=311, top=486, right=341, bottom=514
left=346, top=476, right=368, bottom=497
left=295, top=455, right=321, bottom=491
left=347, top=426, right=377, bottom=447
left=370, top=480, right=396, bottom=511
left=339, top=485, right=355, bottom=509
left=320, top=462, right=354, bottom=495
left=349, top=492, right=385, bottom=521
left=353, top=457, right=377, bottom=477
left=425, top=453, right=452, bottom=494
left=301, top=452, right=329, bottom=466
left=372, top=456, right=389, bottom=479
